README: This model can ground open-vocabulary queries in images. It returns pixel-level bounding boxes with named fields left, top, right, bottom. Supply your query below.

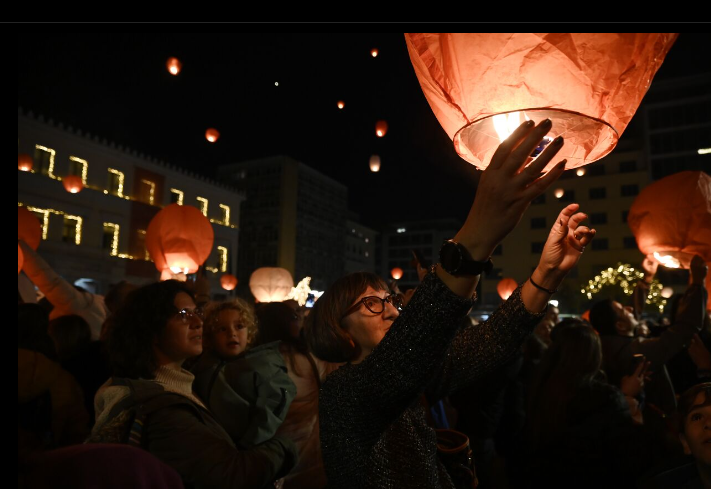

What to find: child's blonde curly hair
left=202, top=297, right=259, bottom=350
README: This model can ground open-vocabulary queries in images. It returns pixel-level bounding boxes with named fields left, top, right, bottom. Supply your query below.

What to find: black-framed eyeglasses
left=174, top=307, right=204, bottom=324
left=342, top=294, right=403, bottom=318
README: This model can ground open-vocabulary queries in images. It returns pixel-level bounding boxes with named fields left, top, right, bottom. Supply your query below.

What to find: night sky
left=18, top=31, right=711, bottom=230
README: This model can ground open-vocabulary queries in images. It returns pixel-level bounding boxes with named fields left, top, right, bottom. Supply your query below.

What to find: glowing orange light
left=205, top=128, right=220, bottom=143
left=375, top=120, right=388, bottom=138
left=337, top=101, right=345, bottom=109
left=391, top=267, right=403, bottom=280
left=369, top=155, right=381, bottom=173
left=576, top=168, right=586, bottom=176
left=62, top=175, right=84, bottom=194
left=18, top=244, right=23, bottom=274
left=249, top=267, right=294, bottom=303
left=371, top=49, right=379, bottom=58
left=18, top=154, right=33, bottom=172
left=497, top=278, right=518, bottom=300
left=166, top=57, right=182, bottom=75
left=220, top=273, right=238, bottom=291
left=554, top=189, right=564, bottom=199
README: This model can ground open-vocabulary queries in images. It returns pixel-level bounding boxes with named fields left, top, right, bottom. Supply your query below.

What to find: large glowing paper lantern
left=369, top=155, right=381, bottom=173
left=391, top=267, right=403, bottom=280
left=221, top=273, right=238, bottom=291
left=405, top=33, right=677, bottom=171
left=18, top=244, right=23, bottom=274
left=146, top=203, right=214, bottom=276
left=375, top=120, right=388, bottom=138
left=628, top=171, right=711, bottom=269
left=62, top=175, right=84, bottom=194
left=497, top=278, right=518, bottom=300
left=166, top=57, right=182, bottom=75
left=18, top=207, right=42, bottom=250
left=249, top=267, right=294, bottom=303
left=205, top=128, right=220, bottom=143
left=18, top=154, right=33, bottom=172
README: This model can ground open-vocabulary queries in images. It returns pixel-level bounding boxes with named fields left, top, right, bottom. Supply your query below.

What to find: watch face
left=440, top=241, right=462, bottom=273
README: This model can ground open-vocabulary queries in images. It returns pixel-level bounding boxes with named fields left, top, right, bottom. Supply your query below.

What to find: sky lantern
left=375, top=120, right=388, bottom=137
left=18, top=153, right=33, bottom=172
left=249, top=267, right=294, bottom=303
left=660, top=287, right=674, bottom=299
left=628, top=171, right=711, bottom=269
left=371, top=48, right=379, bottom=58
left=166, top=57, right=182, bottom=75
left=369, top=155, right=381, bottom=173
left=391, top=267, right=403, bottom=280
left=220, top=273, right=238, bottom=291
left=337, top=100, right=345, bottom=109
left=62, top=175, right=84, bottom=194
left=497, top=278, right=518, bottom=300
left=18, top=207, right=42, bottom=250
left=18, top=244, right=23, bottom=274
left=554, top=189, right=565, bottom=199
left=146, top=203, right=214, bottom=277
left=405, top=33, right=677, bottom=172
left=205, top=128, right=220, bottom=143
left=576, top=168, right=586, bottom=177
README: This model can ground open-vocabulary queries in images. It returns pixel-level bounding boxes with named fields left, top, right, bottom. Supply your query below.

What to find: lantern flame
left=653, top=252, right=681, bottom=269
left=18, top=154, right=33, bottom=172
left=576, top=168, right=586, bottom=176
left=493, top=112, right=528, bottom=143
left=205, top=128, right=220, bottom=143
left=337, top=101, right=345, bottom=109
left=554, top=188, right=564, bottom=199
left=166, top=57, right=182, bottom=76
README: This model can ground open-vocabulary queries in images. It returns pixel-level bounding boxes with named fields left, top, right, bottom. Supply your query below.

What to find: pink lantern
left=249, top=267, right=294, bottom=302
left=166, top=57, right=182, bottom=75
left=497, top=278, right=518, bottom=300
left=405, top=33, right=677, bottom=171
left=221, top=273, right=238, bottom=291
left=62, top=175, right=84, bottom=194
left=391, top=267, right=403, bottom=280
left=375, top=120, right=388, bottom=138
left=205, top=128, right=220, bottom=143
left=18, top=154, right=33, bottom=172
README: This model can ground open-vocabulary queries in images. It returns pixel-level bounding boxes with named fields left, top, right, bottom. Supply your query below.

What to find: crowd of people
left=18, top=121, right=710, bottom=488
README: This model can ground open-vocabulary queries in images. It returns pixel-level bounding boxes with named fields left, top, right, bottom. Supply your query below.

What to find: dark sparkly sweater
left=319, top=272, right=545, bottom=489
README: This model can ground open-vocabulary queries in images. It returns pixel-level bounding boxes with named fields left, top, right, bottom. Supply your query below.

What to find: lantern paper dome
left=146, top=203, right=214, bottom=277
left=391, top=267, right=404, bottom=280
left=18, top=154, right=33, bottom=172
left=497, top=278, right=518, bottom=300
left=405, top=33, right=677, bottom=171
left=62, top=175, right=84, bottom=194
left=18, top=244, right=23, bottom=274
left=166, top=57, right=182, bottom=75
left=369, top=155, right=381, bottom=173
left=18, top=207, right=42, bottom=250
left=205, top=128, right=220, bottom=143
left=249, top=267, right=294, bottom=303
left=628, top=171, right=711, bottom=269
left=221, top=274, right=238, bottom=291
left=375, top=120, right=388, bottom=137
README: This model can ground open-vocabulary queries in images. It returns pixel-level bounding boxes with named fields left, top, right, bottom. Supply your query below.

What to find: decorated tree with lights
left=581, top=263, right=667, bottom=313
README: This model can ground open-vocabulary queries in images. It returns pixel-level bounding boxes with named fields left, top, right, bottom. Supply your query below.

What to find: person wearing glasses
left=90, top=280, right=298, bottom=489
left=304, top=119, right=597, bottom=488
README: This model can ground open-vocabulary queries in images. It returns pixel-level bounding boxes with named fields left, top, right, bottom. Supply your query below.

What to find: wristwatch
left=439, top=239, right=493, bottom=277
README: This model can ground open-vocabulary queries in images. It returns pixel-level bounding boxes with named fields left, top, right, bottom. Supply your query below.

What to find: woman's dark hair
left=108, top=280, right=193, bottom=379
left=18, top=303, right=56, bottom=361
left=589, top=299, right=618, bottom=336
left=48, top=314, right=92, bottom=361
left=304, top=272, right=388, bottom=363
left=526, top=322, right=603, bottom=448
left=255, top=302, right=308, bottom=375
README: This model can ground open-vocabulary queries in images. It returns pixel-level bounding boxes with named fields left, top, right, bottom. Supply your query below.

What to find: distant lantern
left=18, top=207, right=42, bottom=250
left=18, top=153, right=33, bottom=172
left=249, top=267, right=294, bottom=303
left=166, top=57, right=182, bottom=75
left=205, top=128, right=220, bottom=143
left=375, top=120, right=388, bottom=137
left=371, top=48, right=379, bottom=58
left=369, top=155, right=381, bottom=173
left=18, top=244, right=23, bottom=274
left=220, top=273, right=238, bottom=291
left=628, top=171, right=711, bottom=269
left=497, top=278, right=518, bottom=300
left=405, top=33, right=677, bottom=172
left=576, top=168, right=586, bottom=177
left=391, top=267, right=403, bottom=280
left=660, top=287, right=674, bottom=299
left=146, top=203, right=214, bottom=277
left=62, top=175, right=84, bottom=194
left=554, top=188, right=564, bottom=199
left=337, top=100, right=345, bottom=109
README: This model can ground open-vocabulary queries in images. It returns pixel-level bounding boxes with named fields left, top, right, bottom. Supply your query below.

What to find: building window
left=586, top=164, right=605, bottom=176
left=531, top=242, right=545, bottom=253
left=107, top=168, right=125, bottom=197
left=139, top=179, right=156, bottom=205
left=619, top=160, right=637, bottom=173
left=531, top=217, right=546, bottom=229
left=135, top=229, right=148, bottom=260
left=591, top=238, right=609, bottom=251
left=68, top=156, right=88, bottom=183
left=103, top=223, right=119, bottom=256
left=170, top=188, right=184, bottom=205
left=62, top=216, right=82, bottom=245
left=622, top=211, right=629, bottom=223
left=621, top=184, right=639, bottom=197
left=532, top=193, right=546, bottom=205
left=559, top=190, right=575, bottom=202
left=24, top=206, right=50, bottom=240
left=623, top=236, right=637, bottom=249
left=35, top=145, right=57, bottom=178
left=590, top=212, right=607, bottom=225
left=589, top=187, right=606, bottom=200
left=219, top=204, right=230, bottom=225
left=217, top=246, right=228, bottom=272
left=196, top=197, right=209, bottom=217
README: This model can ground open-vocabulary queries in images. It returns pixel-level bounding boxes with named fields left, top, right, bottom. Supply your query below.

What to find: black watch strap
left=439, top=239, right=493, bottom=277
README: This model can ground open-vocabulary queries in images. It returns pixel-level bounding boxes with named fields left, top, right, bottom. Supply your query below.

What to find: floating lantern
left=371, top=48, right=379, bottom=58
left=18, top=244, right=23, bottom=274
left=166, top=57, right=182, bottom=75
left=146, top=203, right=214, bottom=277
left=660, top=287, right=674, bottom=299
left=337, top=101, right=345, bottom=109
left=369, top=155, right=381, bottom=173
left=249, top=267, right=294, bottom=303
left=220, top=273, right=238, bottom=291
left=62, top=175, right=84, bottom=194
left=18, top=154, right=33, bottom=172
left=18, top=207, right=42, bottom=250
left=628, top=171, right=711, bottom=269
left=554, top=189, right=565, bottom=199
left=576, top=168, right=586, bottom=177
left=391, top=267, right=403, bottom=280
left=205, top=128, right=220, bottom=143
left=405, top=33, right=677, bottom=171
left=497, top=278, right=518, bottom=300
left=375, top=120, right=388, bottom=137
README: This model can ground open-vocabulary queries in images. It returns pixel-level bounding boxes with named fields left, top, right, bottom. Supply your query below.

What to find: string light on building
left=197, top=196, right=208, bottom=217
left=104, top=222, right=119, bottom=256
left=580, top=262, right=667, bottom=312
left=217, top=246, right=228, bottom=272
left=36, top=145, right=58, bottom=179
left=141, top=179, right=156, bottom=205
left=170, top=188, right=184, bottom=205
left=219, top=204, right=230, bottom=225
left=69, top=156, right=89, bottom=183
left=107, top=168, right=125, bottom=197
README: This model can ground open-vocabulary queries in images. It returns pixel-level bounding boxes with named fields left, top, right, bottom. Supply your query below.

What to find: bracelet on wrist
left=529, top=275, right=557, bottom=295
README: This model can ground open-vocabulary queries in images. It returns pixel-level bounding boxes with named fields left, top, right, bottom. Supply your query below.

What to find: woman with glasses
left=304, top=120, right=597, bottom=488
left=90, top=280, right=298, bottom=489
